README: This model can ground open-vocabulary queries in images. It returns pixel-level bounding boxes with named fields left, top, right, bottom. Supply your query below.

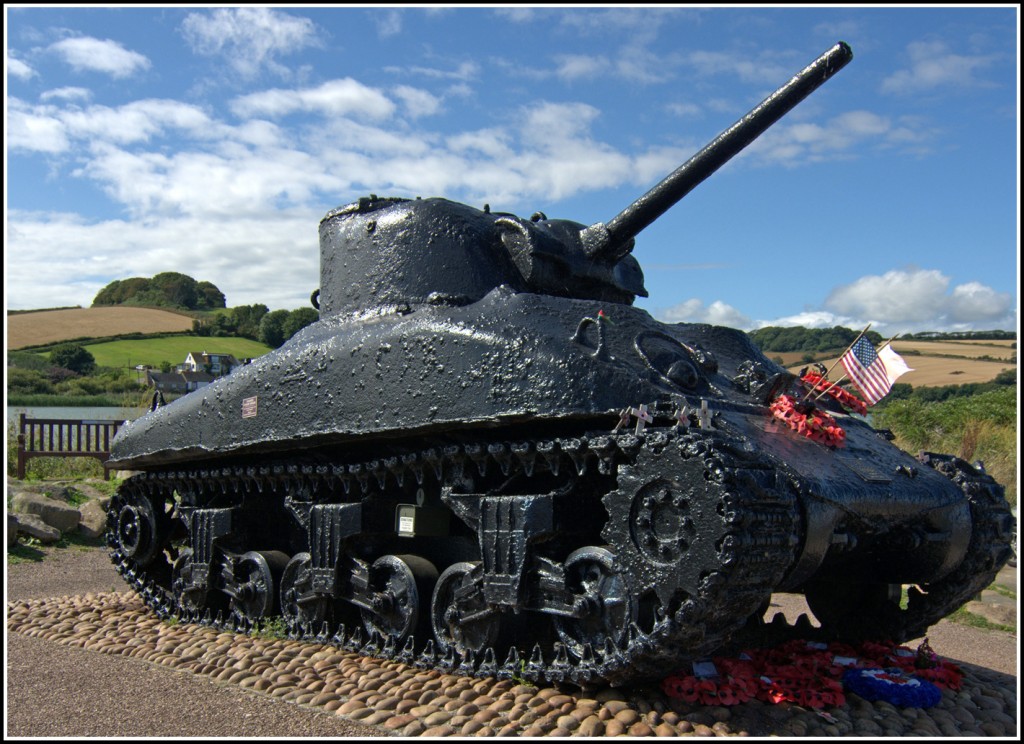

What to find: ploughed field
left=7, top=307, right=193, bottom=350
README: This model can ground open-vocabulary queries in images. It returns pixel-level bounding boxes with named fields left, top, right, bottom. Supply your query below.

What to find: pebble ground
left=7, top=590, right=1018, bottom=737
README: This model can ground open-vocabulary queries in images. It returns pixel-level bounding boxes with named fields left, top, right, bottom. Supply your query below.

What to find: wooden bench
left=16, top=413, right=126, bottom=480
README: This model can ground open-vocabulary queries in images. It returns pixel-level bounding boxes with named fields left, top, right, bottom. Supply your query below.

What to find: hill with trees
left=93, top=272, right=226, bottom=311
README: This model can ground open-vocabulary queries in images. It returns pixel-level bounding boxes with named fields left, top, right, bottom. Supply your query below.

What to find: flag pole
left=801, top=323, right=871, bottom=402
left=873, top=331, right=904, bottom=353
left=812, top=332, right=901, bottom=403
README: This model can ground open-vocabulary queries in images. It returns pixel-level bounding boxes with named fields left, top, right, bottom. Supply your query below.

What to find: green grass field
left=83, top=335, right=272, bottom=369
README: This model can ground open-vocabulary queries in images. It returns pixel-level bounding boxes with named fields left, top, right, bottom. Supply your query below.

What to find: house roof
left=187, top=351, right=239, bottom=361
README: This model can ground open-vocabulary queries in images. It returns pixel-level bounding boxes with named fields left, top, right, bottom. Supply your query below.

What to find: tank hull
left=105, top=295, right=1012, bottom=686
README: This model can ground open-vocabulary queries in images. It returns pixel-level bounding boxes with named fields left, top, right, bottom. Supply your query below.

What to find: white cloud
left=554, top=54, right=609, bottom=82
left=384, top=61, right=480, bottom=82
left=658, top=299, right=753, bottom=329
left=654, top=268, right=1015, bottom=335
left=948, top=282, right=1014, bottom=324
left=511, top=102, right=635, bottom=200
left=520, top=102, right=601, bottom=146
left=557, top=7, right=681, bottom=36
left=392, top=85, right=442, bottom=119
left=753, top=311, right=862, bottom=331
left=504, top=45, right=674, bottom=86
left=615, top=45, right=672, bottom=85
left=40, top=87, right=92, bottom=102
left=181, top=7, right=319, bottom=79
left=7, top=97, right=213, bottom=153
left=315, top=119, right=434, bottom=160
left=230, top=79, right=395, bottom=120
left=7, top=99, right=70, bottom=154
left=684, top=49, right=792, bottom=86
left=493, top=8, right=538, bottom=23
left=445, top=129, right=513, bottom=159
left=373, top=9, right=403, bottom=38
left=76, top=141, right=344, bottom=220
left=821, top=268, right=1015, bottom=332
left=743, top=109, right=929, bottom=166
left=62, top=99, right=213, bottom=145
left=881, top=40, right=999, bottom=95
left=7, top=53, right=36, bottom=80
left=825, top=268, right=951, bottom=324
left=666, top=101, right=702, bottom=119
left=49, top=37, right=150, bottom=78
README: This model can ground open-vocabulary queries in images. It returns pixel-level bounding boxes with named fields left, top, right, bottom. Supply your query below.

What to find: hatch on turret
left=317, top=197, right=526, bottom=317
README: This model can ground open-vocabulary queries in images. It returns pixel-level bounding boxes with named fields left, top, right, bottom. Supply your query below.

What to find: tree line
left=748, top=325, right=1015, bottom=354
left=192, top=304, right=318, bottom=349
left=748, top=326, right=884, bottom=353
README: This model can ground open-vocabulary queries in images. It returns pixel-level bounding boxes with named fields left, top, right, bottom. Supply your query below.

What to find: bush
left=874, top=387, right=1016, bottom=508
left=258, top=309, right=291, bottom=348
left=6, top=368, right=55, bottom=395
left=8, top=351, right=50, bottom=371
left=48, top=343, right=96, bottom=375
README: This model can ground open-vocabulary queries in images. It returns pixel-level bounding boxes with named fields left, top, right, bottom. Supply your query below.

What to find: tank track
left=895, top=453, right=1015, bottom=638
left=107, top=427, right=801, bottom=686
left=735, top=452, right=1015, bottom=650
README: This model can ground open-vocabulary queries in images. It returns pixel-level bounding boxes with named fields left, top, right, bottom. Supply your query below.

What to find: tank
left=105, top=42, right=1014, bottom=687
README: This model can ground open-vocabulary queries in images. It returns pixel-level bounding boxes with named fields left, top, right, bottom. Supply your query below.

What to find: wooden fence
left=16, top=413, right=126, bottom=480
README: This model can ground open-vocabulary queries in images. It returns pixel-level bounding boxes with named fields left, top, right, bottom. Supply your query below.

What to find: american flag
left=840, top=337, right=912, bottom=405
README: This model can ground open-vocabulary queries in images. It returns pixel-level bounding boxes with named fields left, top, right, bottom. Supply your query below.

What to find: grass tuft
left=947, top=607, right=1015, bottom=634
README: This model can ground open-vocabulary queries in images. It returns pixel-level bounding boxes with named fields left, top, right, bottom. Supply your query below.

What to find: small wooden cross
left=698, top=399, right=712, bottom=429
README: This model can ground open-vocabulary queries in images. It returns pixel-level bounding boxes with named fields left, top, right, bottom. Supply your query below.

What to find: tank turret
left=104, top=42, right=1013, bottom=688
left=317, top=42, right=853, bottom=315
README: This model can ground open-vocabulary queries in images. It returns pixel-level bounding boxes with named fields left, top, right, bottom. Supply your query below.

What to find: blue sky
left=5, top=5, right=1019, bottom=336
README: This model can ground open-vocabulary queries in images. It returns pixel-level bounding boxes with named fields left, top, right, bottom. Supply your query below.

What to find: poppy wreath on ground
left=750, top=642, right=847, bottom=708
left=662, top=638, right=961, bottom=709
left=661, top=673, right=758, bottom=706
left=841, top=667, right=943, bottom=708
left=800, top=371, right=868, bottom=416
left=769, top=394, right=846, bottom=447
left=863, top=638, right=964, bottom=691
left=760, top=673, right=845, bottom=708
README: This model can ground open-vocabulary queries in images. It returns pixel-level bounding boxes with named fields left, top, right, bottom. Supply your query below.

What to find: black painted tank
left=105, top=43, right=1014, bottom=686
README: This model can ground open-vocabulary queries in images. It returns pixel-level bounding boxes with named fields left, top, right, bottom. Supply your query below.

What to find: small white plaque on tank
left=241, top=396, right=258, bottom=418
left=397, top=505, right=416, bottom=537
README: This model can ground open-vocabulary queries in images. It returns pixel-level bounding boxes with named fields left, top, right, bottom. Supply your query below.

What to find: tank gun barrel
left=581, top=41, right=853, bottom=261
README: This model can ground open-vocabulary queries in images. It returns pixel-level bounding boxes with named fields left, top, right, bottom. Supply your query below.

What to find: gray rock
left=8, top=513, right=20, bottom=547
left=78, top=499, right=110, bottom=539
left=45, top=485, right=79, bottom=503
left=65, top=482, right=110, bottom=503
left=13, top=513, right=62, bottom=544
left=10, top=492, right=81, bottom=533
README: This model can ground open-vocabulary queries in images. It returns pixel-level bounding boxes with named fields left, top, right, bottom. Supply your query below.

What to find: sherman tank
left=105, top=42, right=1014, bottom=687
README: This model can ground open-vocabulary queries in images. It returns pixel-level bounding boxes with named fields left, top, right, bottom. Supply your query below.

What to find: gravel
left=6, top=545, right=1019, bottom=738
